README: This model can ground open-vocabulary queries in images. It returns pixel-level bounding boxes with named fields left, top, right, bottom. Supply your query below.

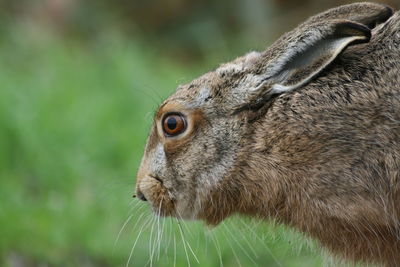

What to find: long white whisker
left=128, top=200, right=144, bottom=214
left=227, top=220, right=258, bottom=258
left=222, top=223, right=258, bottom=266
left=126, top=216, right=153, bottom=267
left=176, top=218, right=191, bottom=267
left=175, top=210, right=195, bottom=238
left=164, top=218, right=173, bottom=262
left=158, top=209, right=166, bottom=261
left=175, top=211, right=199, bottom=264
left=156, top=198, right=163, bottom=260
left=208, top=229, right=224, bottom=267
left=185, top=237, right=200, bottom=264
left=173, top=230, right=177, bottom=267
left=113, top=213, right=135, bottom=254
left=148, top=215, right=157, bottom=267
left=238, top=219, right=283, bottom=267
left=220, top=225, right=243, bottom=267
left=129, top=208, right=148, bottom=236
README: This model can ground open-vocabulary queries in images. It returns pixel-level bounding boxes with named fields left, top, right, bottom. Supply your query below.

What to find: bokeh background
left=1, top=0, right=398, bottom=266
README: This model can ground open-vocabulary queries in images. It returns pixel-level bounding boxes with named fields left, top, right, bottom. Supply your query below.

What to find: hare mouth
left=138, top=174, right=197, bottom=219
left=139, top=175, right=175, bottom=217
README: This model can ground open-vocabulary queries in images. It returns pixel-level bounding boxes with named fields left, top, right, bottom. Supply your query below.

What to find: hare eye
left=162, top=113, right=187, bottom=137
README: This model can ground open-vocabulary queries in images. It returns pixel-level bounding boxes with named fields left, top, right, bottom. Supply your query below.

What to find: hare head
left=136, top=2, right=398, bottom=265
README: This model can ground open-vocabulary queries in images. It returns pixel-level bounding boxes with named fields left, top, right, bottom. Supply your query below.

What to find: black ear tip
left=366, top=4, right=394, bottom=29
left=380, top=5, right=394, bottom=23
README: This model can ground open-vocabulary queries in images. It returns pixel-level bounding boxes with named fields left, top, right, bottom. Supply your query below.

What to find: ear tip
left=364, top=3, right=394, bottom=29
left=379, top=4, right=395, bottom=23
left=376, top=3, right=394, bottom=18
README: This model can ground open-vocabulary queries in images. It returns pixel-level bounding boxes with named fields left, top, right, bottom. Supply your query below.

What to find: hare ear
left=268, top=20, right=370, bottom=93
left=235, top=20, right=370, bottom=112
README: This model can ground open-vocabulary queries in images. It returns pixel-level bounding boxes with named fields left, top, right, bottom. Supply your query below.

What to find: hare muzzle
left=136, top=174, right=176, bottom=216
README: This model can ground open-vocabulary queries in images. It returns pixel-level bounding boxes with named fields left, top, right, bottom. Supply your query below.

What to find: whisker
left=174, top=209, right=194, bottom=237
left=158, top=209, right=167, bottom=261
left=208, top=229, right=224, bottom=267
left=238, top=218, right=283, bottom=267
left=126, top=216, right=154, bottom=267
left=186, top=237, right=200, bottom=264
left=220, top=224, right=243, bottom=267
left=176, top=218, right=191, bottom=267
left=129, top=208, right=149, bottom=238
left=173, top=230, right=177, bottom=267
left=148, top=215, right=156, bottom=267
left=227, top=220, right=258, bottom=258
left=128, top=200, right=144, bottom=214
left=113, top=213, right=135, bottom=254
left=156, top=198, right=164, bottom=260
left=222, top=223, right=258, bottom=266
left=175, top=211, right=199, bottom=264
left=164, top=218, right=173, bottom=262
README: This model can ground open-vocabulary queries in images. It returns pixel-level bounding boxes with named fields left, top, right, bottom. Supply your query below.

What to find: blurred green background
left=0, top=0, right=397, bottom=266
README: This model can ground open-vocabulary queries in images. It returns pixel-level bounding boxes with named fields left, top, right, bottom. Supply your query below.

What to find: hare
left=135, top=2, right=400, bottom=266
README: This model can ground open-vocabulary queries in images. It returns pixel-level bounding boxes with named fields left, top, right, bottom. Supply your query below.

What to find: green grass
left=0, top=26, right=323, bottom=266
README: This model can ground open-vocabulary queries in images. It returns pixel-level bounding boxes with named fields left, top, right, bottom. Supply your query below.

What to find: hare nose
left=135, top=189, right=147, bottom=201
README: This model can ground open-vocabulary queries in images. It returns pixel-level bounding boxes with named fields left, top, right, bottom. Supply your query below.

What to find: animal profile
left=136, top=2, right=400, bottom=266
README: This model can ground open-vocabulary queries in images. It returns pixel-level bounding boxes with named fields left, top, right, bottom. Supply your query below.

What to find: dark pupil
left=167, top=117, right=177, bottom=130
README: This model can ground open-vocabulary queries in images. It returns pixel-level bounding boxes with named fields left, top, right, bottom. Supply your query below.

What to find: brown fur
left=136, top=3, right=400, bottom=266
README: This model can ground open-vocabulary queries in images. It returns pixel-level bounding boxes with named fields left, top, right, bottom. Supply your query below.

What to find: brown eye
left=162, top=113, right=187, bottom=137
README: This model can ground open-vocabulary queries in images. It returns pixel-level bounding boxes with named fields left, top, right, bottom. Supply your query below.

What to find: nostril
left=136, top=190, right=147, bottom=201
